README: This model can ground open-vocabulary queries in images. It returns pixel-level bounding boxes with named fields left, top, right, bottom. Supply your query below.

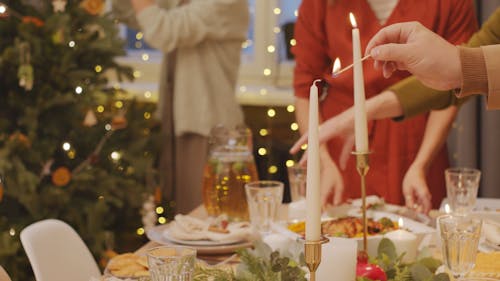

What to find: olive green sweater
left=390, top=7, right=500, bottom=119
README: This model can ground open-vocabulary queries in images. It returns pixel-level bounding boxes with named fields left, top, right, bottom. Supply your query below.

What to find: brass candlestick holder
left=303, top=236, right=329, bottom=281
left=353, top=151, right=370, bottom=251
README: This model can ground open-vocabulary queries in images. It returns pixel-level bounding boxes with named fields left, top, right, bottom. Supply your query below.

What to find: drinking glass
left=438, top=215, right=482, bottom=280
left=287, top=164, right=307, bottom=202
left=147, top=246, right=196, bottom=281
left=245, top=180, right=284, bottom=234
left=445, top=168, right=481, bottom=214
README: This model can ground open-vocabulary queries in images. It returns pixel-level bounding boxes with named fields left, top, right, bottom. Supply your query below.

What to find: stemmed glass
left=438, top=215, right=482, bottom=280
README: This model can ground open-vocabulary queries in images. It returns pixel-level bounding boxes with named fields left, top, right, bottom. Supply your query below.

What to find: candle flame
left=398, top=217, right=404, bottom=228
left=0, top=4, right=6, bottom=14
left=349, top=12, right=357, bottom=28
left=332, top=58, right=341, bottom=74
left=444, top=203, right=451, bottom=214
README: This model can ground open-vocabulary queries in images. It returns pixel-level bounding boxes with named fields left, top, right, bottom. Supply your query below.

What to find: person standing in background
left=292, top=0, right=477, bottom=211
left=112, top=0, right=249, bottom=214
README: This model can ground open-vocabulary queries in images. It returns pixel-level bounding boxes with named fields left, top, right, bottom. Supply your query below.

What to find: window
left=118, top=0, right=302, bottom=99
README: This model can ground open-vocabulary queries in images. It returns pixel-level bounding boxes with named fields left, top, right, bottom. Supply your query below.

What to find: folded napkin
left=167, top=214, right=255, bottom=242
left=483, top=220, right=500, bottom=246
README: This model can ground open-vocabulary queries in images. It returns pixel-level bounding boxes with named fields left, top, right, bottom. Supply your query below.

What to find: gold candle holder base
left=302, top=237, right=329, bottom=281
left=352, top=151, right=370, bottom=252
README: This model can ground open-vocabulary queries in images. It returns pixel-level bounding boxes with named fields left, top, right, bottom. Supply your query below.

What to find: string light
left=287, top=105, right=295, bottom=112
left=136, top=228, right=145, bottom=235
left=273, top=27, right=281, bottom=33
left=141, top=53, right=149, bottom=61
left=263, top=68, right=272, bottom=76
left=290, top=39, right=297, bottom=46
left=155, top=207, right=164, bottom=214
left=105, top=124, right=112, bottom=131
left=75, top=86, right=83, bottom=94
left=267, top=45, right=276, bottom=53
left=273, top=8, right=281, bottom=15
left=290, top=122, right=299, bottom=131
left=144, top=91, right=152, bottom=98
left=9, top=228, right=15, bottom=236
left=114, top=101, right=123, bottom=108
left=62, top=142, right=71, bottom=151
left=97, top=105, right=104, bottom=112
left=158, top=217, right=167, bottom=224
left=98, top=195, right=104, bottom=200
left=286, top=160, right=295, bottom=167
left=110, top=151, right=121, bottom=161
left=268, top=165, right=278, bottom=174
left=259, top=129, right=268, bottom=136
left=267, top=109, right=276, bottom=117
left=133, top=70, right=141, bottom=78
left=135, top=32, right=144, bottom=40
left=258, top=148, right=267, bottom=156
left=68, top=40, right=76, bottom=48
left=0, top=4, right=6, bottom=14
left=135, top=42, right=143, bottom=48
left=144, top=112, right=151, bottom=119
left=301, top=144, right=308, bottom=150
left=94, top=65, right=102, bottom=73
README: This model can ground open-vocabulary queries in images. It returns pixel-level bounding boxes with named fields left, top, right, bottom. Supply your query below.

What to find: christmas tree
left=0, top=1, right=163, bottom=279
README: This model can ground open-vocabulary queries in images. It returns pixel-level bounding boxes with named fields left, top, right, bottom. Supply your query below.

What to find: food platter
left=275, top=210, right=435, bottom=257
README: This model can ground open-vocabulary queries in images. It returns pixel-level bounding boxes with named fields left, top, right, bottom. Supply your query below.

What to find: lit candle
left=384, top=229, right=418, bottom=263
left=350, top=13, right=369, bottom=152
left=305, top=79, right=321, bottom=241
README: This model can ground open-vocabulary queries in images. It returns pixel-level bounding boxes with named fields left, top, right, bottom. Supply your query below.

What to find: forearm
left=366, top=90, right=403, bottom=121
left=412, top=106, right=458, bottom=171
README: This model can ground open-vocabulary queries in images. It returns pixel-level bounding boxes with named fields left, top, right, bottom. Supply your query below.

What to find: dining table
left=106, top=197, right=500, bottom=280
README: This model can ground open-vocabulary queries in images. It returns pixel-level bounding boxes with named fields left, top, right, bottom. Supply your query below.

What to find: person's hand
left=319, top=147, right=344, bottom=207
left=290, top=109, right=355, bottom=169
left=402, top=164, right=432, bottom=214
left=131, top=0, right=155, bottom=14
left=365, top=21, right=462, bottom=91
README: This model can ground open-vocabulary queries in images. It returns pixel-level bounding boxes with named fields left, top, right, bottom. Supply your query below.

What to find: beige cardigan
left=113, top=0, right=248, bottom=136
left=459, top=45, right=500, bottom=109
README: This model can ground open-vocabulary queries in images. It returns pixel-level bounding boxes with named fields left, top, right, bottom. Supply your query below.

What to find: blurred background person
left=113, top=0, right=249, bottom=214
left=292, top=0, right=477, bottom=211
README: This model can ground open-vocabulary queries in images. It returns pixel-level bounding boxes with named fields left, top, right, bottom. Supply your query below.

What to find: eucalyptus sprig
left=360, top=238, right=450, bottom=281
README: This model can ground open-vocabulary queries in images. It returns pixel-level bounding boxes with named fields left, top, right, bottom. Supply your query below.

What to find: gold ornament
left=83, top=109, right=98, bottom=127
left=52, top=167, right=71, bottom=187
left=80, top=0, right=104, bottom=15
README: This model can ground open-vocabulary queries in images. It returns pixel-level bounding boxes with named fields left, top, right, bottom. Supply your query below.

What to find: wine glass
left=438, top=215, right=482, bottom=280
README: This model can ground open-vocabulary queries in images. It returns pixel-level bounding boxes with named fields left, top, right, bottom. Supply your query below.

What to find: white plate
left=147, top=224, right=243, bottom=246
left=146, top=224, right=254, bottom=255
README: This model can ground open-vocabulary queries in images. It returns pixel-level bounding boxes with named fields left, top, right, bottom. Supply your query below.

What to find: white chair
left=20, top=219, right=101, bottom=281
left=0, top=266, right=12, bottom=281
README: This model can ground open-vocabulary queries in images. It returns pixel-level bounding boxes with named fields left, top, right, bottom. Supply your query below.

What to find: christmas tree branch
left=72, top=130, right=114, bottom=175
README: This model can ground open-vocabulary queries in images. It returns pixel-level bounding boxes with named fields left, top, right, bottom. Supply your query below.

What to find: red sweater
left=293, top=0, right=478, bottom=207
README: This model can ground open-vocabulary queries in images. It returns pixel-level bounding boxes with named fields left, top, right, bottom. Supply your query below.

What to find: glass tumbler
left=445, top=168, right=481, bottom=214
left=245, top=180, right=284, bottom=234
left=438, top=215, right=482, bottom=280
left=147, top=246, right=196, bottom=281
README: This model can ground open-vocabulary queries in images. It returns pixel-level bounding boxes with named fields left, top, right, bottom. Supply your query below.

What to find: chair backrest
left=20, top=219, right=101, bottom=281
left=0, top=266, right=12, bottom=281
